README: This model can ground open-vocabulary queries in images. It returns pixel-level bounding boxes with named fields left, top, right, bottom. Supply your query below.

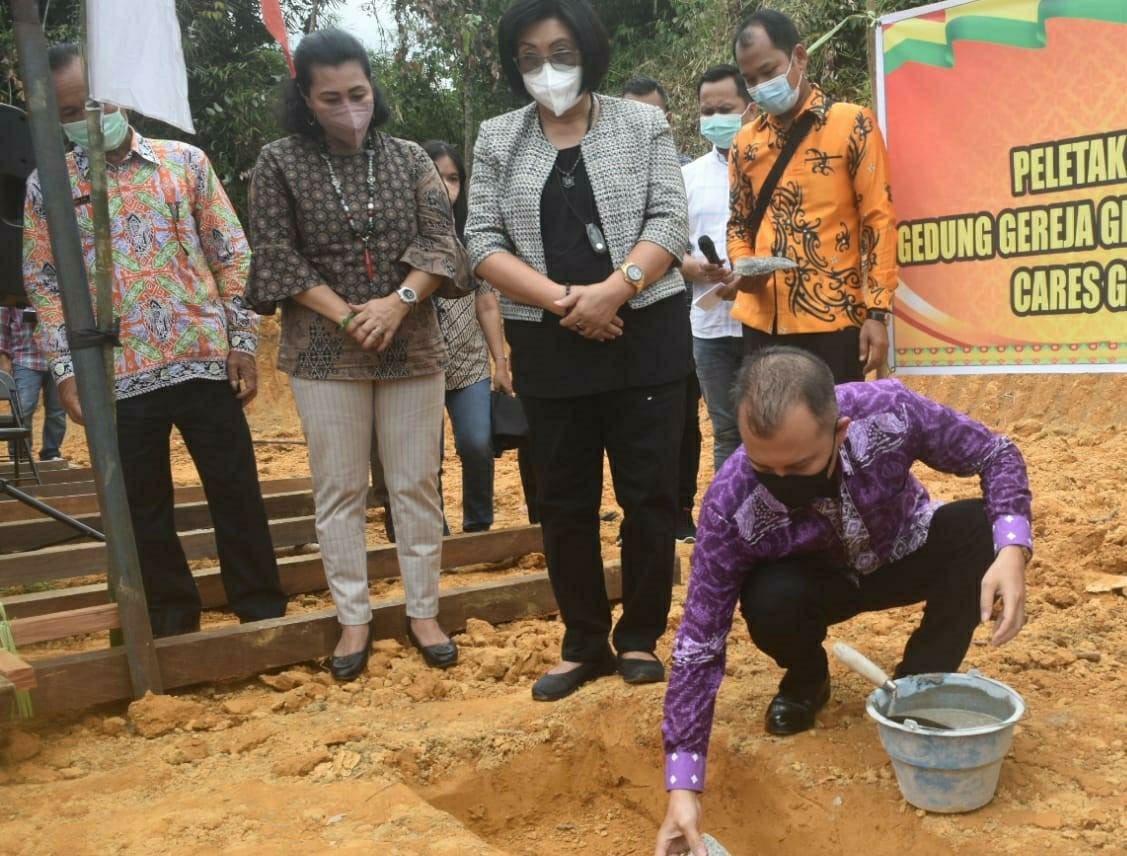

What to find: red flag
left=261, top=0, right=295, bottom=77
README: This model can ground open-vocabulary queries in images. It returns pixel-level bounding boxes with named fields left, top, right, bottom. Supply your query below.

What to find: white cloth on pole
left=87, top=0, right=195, bottom=134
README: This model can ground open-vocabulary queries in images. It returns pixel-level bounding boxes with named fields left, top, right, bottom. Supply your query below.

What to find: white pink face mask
left=315, top=100, right=374, bottom=149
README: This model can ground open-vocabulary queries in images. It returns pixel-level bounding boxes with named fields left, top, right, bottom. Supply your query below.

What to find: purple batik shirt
left=661, top=380, right=1033, bottom=792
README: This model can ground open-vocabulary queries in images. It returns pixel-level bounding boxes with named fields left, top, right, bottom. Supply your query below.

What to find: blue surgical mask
left=62, top=109, right=130, bottom=150
left=749, top=56, right=802, bottom=116
left=699, top=109, right=747, bottom=150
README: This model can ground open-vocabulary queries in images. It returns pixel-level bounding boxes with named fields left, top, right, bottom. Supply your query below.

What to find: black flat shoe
left=617, top=652, right=665, bottom=685
left=406, top=619, right=458, bottom=669
left=330, top=626, right=372, bottom=682
left=765, top=677, right=831, bottom=736
left=532, top=654, right=616, bottom=701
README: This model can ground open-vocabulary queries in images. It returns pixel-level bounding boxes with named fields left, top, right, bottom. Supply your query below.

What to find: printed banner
left=878, top=0, right=1127, bottom=372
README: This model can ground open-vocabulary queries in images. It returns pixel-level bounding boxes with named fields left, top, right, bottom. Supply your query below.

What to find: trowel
left=702, top=834, right=731, bottom=855
left=832, top=642, right=956, bottom=730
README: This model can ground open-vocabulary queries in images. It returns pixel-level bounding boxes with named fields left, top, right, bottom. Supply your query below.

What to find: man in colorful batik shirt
left=728, top=9, right=898, bottom=382
left=653, top=348, right=1031, bottom=855
left=0, top=304, right=66, bottom=462
left=22, top=44, right=285, bottom=636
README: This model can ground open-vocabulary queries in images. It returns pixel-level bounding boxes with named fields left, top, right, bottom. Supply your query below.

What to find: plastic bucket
left=865, top=670, right=1025, bottom=813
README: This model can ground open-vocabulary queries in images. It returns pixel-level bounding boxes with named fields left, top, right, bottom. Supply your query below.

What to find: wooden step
left=0, top=650, right=35, bottom=690
left=0, top=476, right=313, bottom=520
left=3, top=525, right=546, bottom=620
left=0, top=515, right=319, bottom=588
left=0, top=490, right=316, bottom=552
left=17, top=560, right=646, bottom=719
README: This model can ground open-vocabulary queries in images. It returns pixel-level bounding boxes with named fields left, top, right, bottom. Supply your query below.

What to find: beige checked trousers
left=290, top=372, right=445, bottom=625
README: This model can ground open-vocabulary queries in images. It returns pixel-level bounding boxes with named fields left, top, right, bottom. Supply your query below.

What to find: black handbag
left=491, top=390, right=529, bottom=456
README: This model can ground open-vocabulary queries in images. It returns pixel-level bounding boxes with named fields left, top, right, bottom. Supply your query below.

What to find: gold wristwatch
left=619, top=262, right=646, bottom=294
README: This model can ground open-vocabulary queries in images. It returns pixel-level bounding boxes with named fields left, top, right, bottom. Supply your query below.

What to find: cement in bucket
left=865, top=670, right=1025, bottom=813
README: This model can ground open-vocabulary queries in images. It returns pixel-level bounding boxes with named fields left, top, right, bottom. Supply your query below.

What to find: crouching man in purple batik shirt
left=653, top=346, right=1031, bottom=855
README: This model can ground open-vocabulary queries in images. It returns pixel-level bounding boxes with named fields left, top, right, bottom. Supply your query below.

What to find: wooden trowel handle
left=832, top=642, right=895, bottom=692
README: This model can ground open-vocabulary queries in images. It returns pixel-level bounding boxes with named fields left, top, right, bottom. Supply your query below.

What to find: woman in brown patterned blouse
left=245, top=29, right=469, bottom=681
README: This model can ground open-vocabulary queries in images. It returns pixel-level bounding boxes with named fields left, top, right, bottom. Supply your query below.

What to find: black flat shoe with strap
left=617, top=652, right=666, bottom=684
left=532, top=652, right=617, bottom=701
left=406, top=619, right=458, bottom=669
left=330, top=625, right=372, bottom=682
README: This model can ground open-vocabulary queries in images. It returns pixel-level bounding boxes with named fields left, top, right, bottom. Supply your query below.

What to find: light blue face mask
left=61, top=109, right=130, bottom=150
left=699, top=109, right=748, bottom=151
left=749, top=56, right=802, bottom=116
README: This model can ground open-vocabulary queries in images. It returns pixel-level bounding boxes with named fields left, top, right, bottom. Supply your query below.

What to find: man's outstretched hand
left=654, top=790, right=708, bottom=856
left=980, top=545, right=1028, bottom=646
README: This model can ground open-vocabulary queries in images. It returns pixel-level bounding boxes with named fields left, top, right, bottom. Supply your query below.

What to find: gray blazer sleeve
left=465, top=120, right=514, bottom=272
left=638, top=110, right=690, bottom=263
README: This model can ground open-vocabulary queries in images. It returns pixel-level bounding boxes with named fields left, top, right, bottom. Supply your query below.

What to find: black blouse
left=506, top=146, right=691, bottom=399
left=540, top=147, right=614, bottom=286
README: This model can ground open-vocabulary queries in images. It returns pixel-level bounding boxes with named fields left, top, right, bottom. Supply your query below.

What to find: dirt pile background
left=2, top=322, right=1125, bottom=855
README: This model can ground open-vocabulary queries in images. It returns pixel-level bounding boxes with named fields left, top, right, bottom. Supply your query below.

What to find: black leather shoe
left=406, top=619, right=458, bottom=669
left=617, top=652, right=665, bottom=685
left=765, top=678, right=831, bottom=736
left=532, top=654, right=616, bottom=701
left=330, top=626, right=372, bottom=682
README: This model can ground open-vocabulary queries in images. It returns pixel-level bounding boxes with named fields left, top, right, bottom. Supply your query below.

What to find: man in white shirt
left=681, top=65, right=753, bottom=471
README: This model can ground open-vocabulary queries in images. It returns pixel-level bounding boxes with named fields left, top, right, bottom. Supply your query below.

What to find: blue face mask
left=749, top=56, right=802, bottom=116
left=62, top=109, right=130, bottom=150
left=699, top=109, right=748, bottom=151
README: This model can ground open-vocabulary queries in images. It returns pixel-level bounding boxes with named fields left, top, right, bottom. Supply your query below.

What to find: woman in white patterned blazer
left=465, top=0, right=692, bottom=702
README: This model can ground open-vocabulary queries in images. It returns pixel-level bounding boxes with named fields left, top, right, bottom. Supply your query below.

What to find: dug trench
left=1, top=320, right=1126, bottom=853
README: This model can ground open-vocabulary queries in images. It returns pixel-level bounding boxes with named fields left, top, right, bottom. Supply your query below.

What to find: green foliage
left=0, top=0, right=333, bottom=217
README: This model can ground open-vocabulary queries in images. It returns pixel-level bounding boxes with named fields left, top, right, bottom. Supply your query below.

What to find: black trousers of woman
left=522, top=379, right=686, bottom=662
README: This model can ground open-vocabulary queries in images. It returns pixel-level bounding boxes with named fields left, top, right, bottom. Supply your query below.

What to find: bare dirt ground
left=2, top=319, right=1125, bottom=855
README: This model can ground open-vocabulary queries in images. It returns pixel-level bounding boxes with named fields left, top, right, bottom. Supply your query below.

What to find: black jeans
left=679, top=370, right=702, bottom=511
left=522, top=380, right=685, bottom=662
left=742, top=325, right=865, bottom=385
left=116, top=379, right=287, bottom=637
left=740, top=499, right=994, bottom=698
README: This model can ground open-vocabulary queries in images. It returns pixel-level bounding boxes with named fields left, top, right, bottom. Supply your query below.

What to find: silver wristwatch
left=396, top=286, right=419, bottom=306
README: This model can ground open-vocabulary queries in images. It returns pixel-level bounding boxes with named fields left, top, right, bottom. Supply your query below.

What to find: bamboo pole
left=10, top=0, right=162, bottom=697
left=80, top=0, right=118, bottom=406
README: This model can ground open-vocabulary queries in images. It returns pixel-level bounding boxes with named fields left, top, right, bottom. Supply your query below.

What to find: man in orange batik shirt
left=728, top=9, right=898, bottom=383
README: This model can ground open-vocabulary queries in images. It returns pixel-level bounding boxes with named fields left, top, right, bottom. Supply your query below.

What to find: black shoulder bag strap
left=747, top=109, right=819, bottom=247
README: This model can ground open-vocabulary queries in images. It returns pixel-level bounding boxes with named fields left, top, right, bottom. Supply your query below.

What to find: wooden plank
left=0, top=458, right=69, bottom=475
left=0, top=515, right=318, bottom=587
left=0, top=490, right=316, bottom=552
left=0, top=479, right=97, bottom=500
left=10, top=604, right=121, bottom=646
left=18, top=560, right=640, bottom=719
left=2, top=466, right=95, bottom=485
left=0, top=650, right=36, bottom=690
left=3, top=525, right=546, bottom=619
left=0, top=476, right=313, bottom=519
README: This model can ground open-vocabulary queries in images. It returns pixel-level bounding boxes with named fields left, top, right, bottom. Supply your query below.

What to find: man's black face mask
left=756, top=444, right=839, bottom=508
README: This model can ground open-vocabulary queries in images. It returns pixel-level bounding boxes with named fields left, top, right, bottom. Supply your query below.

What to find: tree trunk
left=462, top=48, right=475, bottom=173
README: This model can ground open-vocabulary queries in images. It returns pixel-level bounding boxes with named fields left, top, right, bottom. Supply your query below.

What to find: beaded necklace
left=320, top=140, right=379, bottom=284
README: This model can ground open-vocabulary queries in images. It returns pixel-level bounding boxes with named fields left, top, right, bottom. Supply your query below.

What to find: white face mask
left=523, top=64, right=583, bottom=117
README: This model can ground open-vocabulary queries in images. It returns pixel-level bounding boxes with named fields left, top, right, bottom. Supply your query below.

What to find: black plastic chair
left=0, top=369, right=40, bottom=485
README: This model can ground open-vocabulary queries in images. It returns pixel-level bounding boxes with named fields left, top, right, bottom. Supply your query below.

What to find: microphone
left=697, top=235, right=723, bottom=267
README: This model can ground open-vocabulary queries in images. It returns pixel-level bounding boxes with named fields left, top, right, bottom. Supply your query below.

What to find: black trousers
left=742, top=325, right=865, bottom=385
left=522, top=379, right=685, bottom=661
left=740, top=499, right=994, bottom=698
left=116, top=379, right=287, bottom=637
left=679, top=370, right=702, bottom=511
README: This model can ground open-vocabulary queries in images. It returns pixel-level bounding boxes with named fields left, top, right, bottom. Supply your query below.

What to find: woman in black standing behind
left=465, top=0, right=691, bottom=701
